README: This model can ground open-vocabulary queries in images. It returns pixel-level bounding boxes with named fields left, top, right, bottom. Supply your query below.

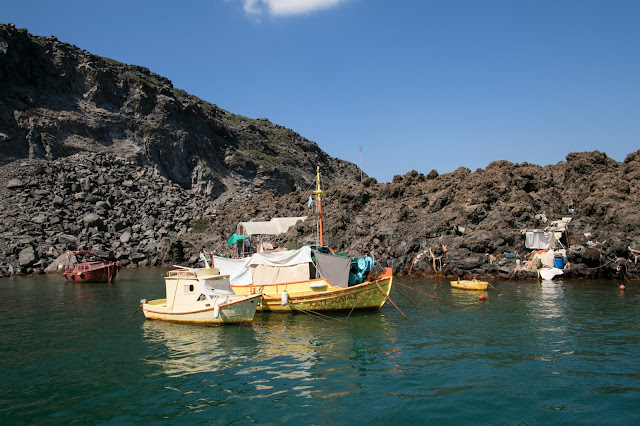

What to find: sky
left=3, top=0, right=639, bottom=182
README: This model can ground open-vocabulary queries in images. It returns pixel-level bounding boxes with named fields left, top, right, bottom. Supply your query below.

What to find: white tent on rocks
left=236, top=217, right=307, bottom=236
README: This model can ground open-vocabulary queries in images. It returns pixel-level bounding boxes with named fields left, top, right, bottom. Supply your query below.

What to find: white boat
left=539, top=267, right=564, bottom=281
left=142, top=268, right=262, bottom=325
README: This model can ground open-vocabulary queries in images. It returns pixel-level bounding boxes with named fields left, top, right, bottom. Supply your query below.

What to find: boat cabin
left=164, top=268, right=233, bottom=309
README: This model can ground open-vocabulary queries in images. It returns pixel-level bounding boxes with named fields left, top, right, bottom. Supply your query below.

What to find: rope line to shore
left=395, top=281, right=455, bottom=306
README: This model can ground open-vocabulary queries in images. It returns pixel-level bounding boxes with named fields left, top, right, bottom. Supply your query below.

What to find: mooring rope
left=375, top=281, right=409, bottom=320
left=394, top=281, right=455, bottom=306
left=346, top=289, right=368, bottom=319
left=293, top=307, right=349, bottom=323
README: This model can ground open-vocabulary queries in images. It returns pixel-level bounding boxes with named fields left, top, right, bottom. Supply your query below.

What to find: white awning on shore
left=237, top=217, right=307, bottom=236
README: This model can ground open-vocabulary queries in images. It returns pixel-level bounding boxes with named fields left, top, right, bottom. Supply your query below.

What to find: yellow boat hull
left=142, top=293, right=262, bottom=325
left=232, top=268, right=393, bottom=312
left=450, top=280, right=488, bottom=291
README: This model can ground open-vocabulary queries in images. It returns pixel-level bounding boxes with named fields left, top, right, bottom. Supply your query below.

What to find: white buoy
left=213, top=303, right=220, bottom=319
left=281, top=290, right=288, bottom=306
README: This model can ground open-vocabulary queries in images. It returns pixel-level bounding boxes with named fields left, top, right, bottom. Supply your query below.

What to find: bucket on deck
left=554, top=257, right=564, bottom=269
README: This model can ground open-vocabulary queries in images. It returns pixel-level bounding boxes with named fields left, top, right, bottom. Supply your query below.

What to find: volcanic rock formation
left=1, top=24, right=639, bottom=280
left=0, top=24, right=361, bottom=205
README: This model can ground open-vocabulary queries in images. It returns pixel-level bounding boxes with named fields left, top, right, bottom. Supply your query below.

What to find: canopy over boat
left=213, top=245, right=360, bottom=288
left=213, top=246, right=314, bottom=286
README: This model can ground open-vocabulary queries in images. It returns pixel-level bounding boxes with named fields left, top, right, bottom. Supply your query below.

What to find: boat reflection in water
left=141, top=311, right=396, bottom=400
left=141, top=320, right=258, bottom=377
left=524, top=279, right=572, bottom=363
left=538, top=279, right=566, bottom=320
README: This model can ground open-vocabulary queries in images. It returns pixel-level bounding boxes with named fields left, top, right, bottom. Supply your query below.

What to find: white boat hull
left=540, top=267, right=564, bottom=281
left=142, top=293, right=261, bottom=325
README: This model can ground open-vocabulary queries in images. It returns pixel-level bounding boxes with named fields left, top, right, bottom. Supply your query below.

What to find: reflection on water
left=1, top=269, right=639, bottom=424
left=142, top=321, right=255, bottom=377
left=526, top=280, right=571, bottom=364
left=534, top=279, right=567, bottom=321
left=141, top=311, right=397, bottom=403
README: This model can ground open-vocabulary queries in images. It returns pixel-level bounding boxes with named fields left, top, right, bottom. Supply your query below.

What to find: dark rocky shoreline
left=1, top=150, right=638, bottom=281
left=0, top=153, right=213, bottom=276
left=191, top=150, right=640, bottom=281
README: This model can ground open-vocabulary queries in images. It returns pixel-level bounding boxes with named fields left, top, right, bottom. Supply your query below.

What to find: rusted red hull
left=63, top=261, right=120, bottom=283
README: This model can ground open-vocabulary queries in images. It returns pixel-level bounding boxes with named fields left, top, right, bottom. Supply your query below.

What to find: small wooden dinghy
left=450, top=279, right=489, bottom=291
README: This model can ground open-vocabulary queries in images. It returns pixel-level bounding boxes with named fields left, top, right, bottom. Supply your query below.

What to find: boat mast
left=313, top=166, right=324, bottom=247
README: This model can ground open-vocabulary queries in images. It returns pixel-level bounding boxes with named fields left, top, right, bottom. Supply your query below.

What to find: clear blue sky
left=4, top=0, right=639, bottom=182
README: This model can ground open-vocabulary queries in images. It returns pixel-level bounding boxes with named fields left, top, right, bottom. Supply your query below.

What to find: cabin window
left=184, top=284, right=195, bottom=294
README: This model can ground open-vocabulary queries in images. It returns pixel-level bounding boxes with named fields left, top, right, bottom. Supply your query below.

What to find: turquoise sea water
left=1, top=268, right=639, bottom=424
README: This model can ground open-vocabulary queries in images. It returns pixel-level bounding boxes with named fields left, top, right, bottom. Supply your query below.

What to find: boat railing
left=166, top=269, right=198, bottom=278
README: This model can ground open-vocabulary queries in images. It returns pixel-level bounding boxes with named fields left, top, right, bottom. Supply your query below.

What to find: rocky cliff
left=191, top=150, right=640, bottom=280
left=1, top=24, right=639, bottom=280
left=0, top=24, right=361, bottom=205
left=3, top=149, right=638, bottom=279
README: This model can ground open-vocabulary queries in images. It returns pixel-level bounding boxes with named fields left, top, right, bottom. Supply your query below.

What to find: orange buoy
left=479, top=294, right=487, bottom=300
left=619, top=284, right=626, bottom=290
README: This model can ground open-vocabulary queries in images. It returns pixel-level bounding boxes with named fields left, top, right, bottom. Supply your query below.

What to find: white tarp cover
left=212, top=246, right=313, bottom=286
left=210, top=256, right=252, bottom=286
left=252, top=264, right=310, bottom=286
left=525, top=231, right=557, bottom=249
left=237, top=217, right=307, bottom=236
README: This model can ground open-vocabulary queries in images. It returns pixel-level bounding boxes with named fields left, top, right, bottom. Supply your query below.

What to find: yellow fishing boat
left=450, top=279, right=488, bottom=291
left=212, top=167, right=394, bottom=313
left=142, top=268, right=262, bottom=325
left=211, top=246, right=393, bottom=313
left=232, top=266, right=393, bottom=313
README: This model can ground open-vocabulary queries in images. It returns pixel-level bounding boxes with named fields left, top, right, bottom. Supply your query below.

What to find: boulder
left=44, top=252, right=70, bottom=273
left=6, top=178, right=23, bottom=189
left=18, top=246, right=37, bottom=266
left=83, top=213, right=103, bottom=228
left=120, top=231, right=132, bottom=243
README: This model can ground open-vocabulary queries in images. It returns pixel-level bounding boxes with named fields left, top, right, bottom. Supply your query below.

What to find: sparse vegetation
left=171, top=87, right=188, bottom=97
left=189, top=218, right=211, bottom=233
left=98, top=56, right=124, bottom=66
left=221, top=113, right=247, bottom=127
left=285, top=237, right=299, bottom=250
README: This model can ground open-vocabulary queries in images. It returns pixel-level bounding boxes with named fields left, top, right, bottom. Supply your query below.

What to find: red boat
left=62, top=250, right=120, bottom=283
